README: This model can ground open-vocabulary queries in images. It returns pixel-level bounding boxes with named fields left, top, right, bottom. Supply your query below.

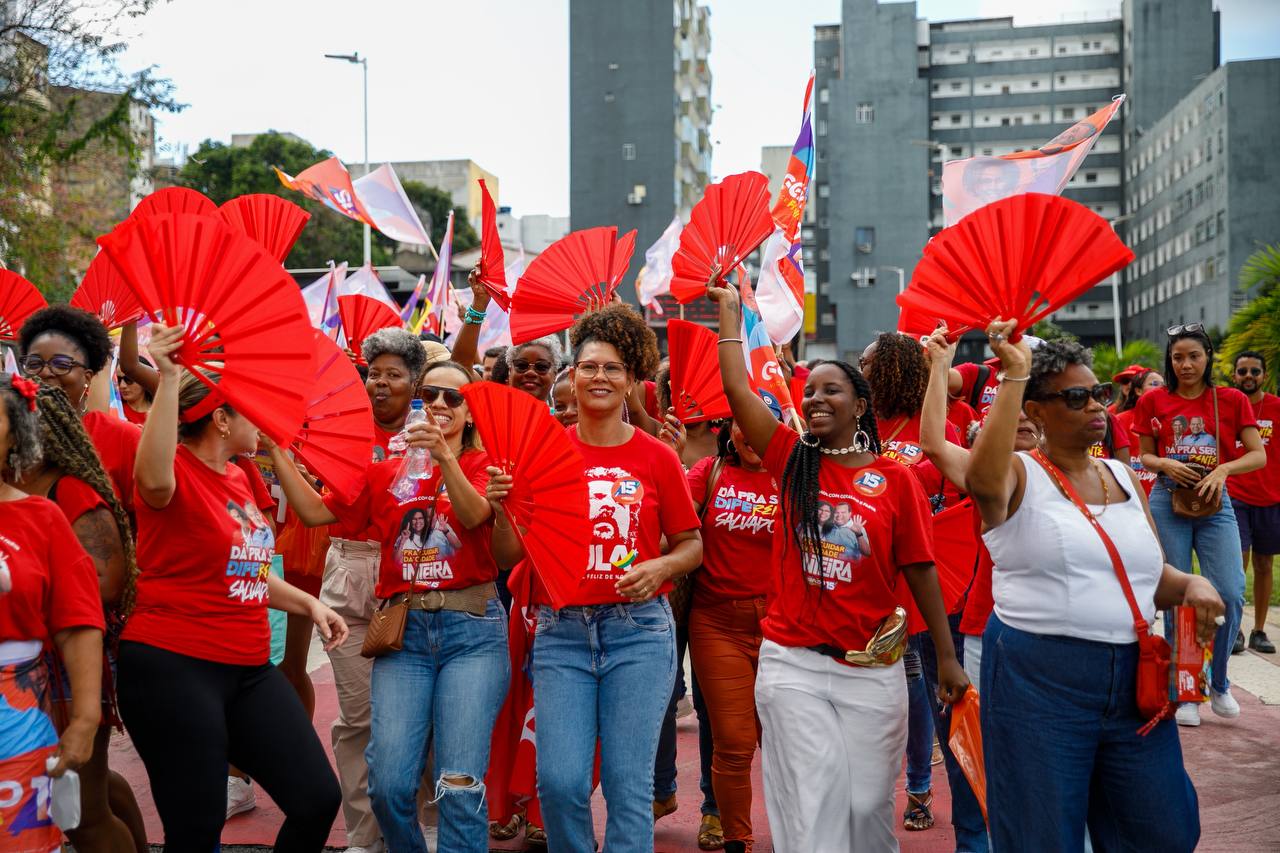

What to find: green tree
left=1218, top=243, right=1280, bottom=393
left=1090, top=340, right=1162, bottom=383
left=1028, top=318, right=1078, bottom=343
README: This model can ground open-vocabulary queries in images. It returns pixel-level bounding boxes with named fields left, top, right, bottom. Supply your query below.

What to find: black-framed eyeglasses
left=1167, top=323, right=1205, bottom=336
left=419, top=385, right=465, bottom=408
left=574, top=361, right=627, bottom=380
left=1035, top=383, right=1114, bottom=410
left=1236, top=366, right=1263, bottom=377
left=20, top=354, right=86, bottom=377
left=513, top=359, right=553, bottom=375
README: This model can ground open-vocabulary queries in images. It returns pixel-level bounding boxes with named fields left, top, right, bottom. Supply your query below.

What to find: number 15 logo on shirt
left=612, top=479, right=644, bottom=505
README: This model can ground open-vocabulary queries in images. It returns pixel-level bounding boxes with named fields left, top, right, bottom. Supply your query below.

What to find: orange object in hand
left=948, top=688, right=988, bottom=824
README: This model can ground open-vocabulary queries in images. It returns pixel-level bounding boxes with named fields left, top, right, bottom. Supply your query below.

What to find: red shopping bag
left=948, top=688, right=988, bottom=824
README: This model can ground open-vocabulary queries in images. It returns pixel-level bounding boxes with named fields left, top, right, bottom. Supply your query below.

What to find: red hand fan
left=459, top=381, right=589, bottom=609
left=218, top=194, right=311, bottom=263
left=476, top=179, right=509, bottom=310
left=70, top=252, right=144, bottom=329
left=290, top=331, right=373, bottom=503
left=897, top=305, right=968, bottom=344
left=897, top=193, right=1133, bottom=340
left=131, top=186, right=217, bottom=219
left=509, top=226, right=636, bottom=345
left=96, top=212, right=315, bottom=446
left=0, top=270, right=48, bottom=343
left=899, top=497, right=978, bottom=634
left=667, top=319, right=731, bottom=424
left=338, top=294, right=402, bottom=364
left=669, top=171, right=775, bottom=304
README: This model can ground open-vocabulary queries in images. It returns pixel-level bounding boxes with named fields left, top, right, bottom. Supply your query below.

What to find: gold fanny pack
left=811, top=606, right=909, bottom=667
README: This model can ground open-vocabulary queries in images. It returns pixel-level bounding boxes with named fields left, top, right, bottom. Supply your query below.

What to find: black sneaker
left=1233, top=629, right=1246, bottom=655
left=1249, top=630, right=1276, bottom=654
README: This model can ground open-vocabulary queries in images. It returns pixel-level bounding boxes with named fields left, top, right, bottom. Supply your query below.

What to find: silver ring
left=990, top=333, right=1005, bottom=343
left=1214, top=615, right=1226, bottom=626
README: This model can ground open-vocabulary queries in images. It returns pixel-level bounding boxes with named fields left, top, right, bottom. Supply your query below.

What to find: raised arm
left=263, top=436, right=339, bottom=527
left=920, top=326, right=970, bottom=492
left=119, top=321, right=160, bottom=395
left=133, top=324, right=183, bottom=509
left=449, top=269, right=490, bottom=374
left=964, top=320, right=1031, bottom=527
left=708, top=279, right=780, bottom=459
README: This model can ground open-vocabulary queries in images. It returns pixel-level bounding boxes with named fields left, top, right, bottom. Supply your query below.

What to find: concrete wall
left=1123, top=0, right=1218, bottom=133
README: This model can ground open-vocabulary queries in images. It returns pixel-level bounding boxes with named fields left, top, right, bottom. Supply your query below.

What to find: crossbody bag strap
left=1029, top=449, right=1148, bottom=636
left=1211, top=385, right=1221, bottom=469
left=697, top=457, right=727, bottom=523
left=882, top=416, right=910, bottom=444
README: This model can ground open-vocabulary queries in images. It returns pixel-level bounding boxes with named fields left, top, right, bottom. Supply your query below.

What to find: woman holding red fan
left=967, top=323, right=1220, bottom=851
left=487, top=303, right=703, bottom=853
left=115, top=324, right=346, bottom=852
left=707, top=280, right=967, bottom=853
left=270, top=358, right=508, bottom=853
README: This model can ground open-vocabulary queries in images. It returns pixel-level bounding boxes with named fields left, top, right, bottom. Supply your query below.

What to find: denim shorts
left=1233, top=499, right=1280, bottom=555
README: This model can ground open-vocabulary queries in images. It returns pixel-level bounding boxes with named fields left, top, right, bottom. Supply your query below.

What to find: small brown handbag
left=1170, top=389, right=1222, bottom=520
left=360, top=483, right=441, bottom=658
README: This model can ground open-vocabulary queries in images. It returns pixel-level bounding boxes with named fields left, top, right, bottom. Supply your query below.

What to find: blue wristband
left=464, top=306, right=486, bottom=325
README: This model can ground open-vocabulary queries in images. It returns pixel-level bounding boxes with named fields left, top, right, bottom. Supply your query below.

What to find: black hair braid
left=34, top=385, right=140, bottom=621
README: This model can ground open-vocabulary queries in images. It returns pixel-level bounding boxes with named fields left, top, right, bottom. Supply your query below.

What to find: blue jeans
left=982, top=614, right=1199, bottom=852
left=1149, top=482, right=1245, bottom=693
left=654, top=624, right=717, bottom=814
left=532, top=598, right=677, bottom=853
left=919, top=614, right=988, bottom=852
left=366, top=602, right=510, bottom=853
left=904, top=639, right=934, bottom=795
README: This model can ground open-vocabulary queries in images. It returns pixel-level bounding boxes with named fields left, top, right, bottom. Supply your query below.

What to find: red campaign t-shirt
left=1230, top=393, right=1280, bottom=507
left=1133, top=386, right=1258, bottom=469
left=959, top=506, right=994, bottom=635
left=0, top=497, right=105, bottom=644
left=947, top=399, right=978, bottom=447
left=1088, top=412, right=1133, bottom=460
left=761, top=427, right=935, bottom=653
left=82, top=410, right=141, bottom=516
left=955, top=360, right=1000, bottom=420
left=879, top=412, right=964, bottom=510
left=372, top=424, right=404, bottom=463
left=233, top=455, right=276, bottom=515
left=121, top=404, right=148, bottom=426
left=324, top=450, right=497, bottom=599
left=688, top=457, right=778, bottom=604
left=1113, top=409, right=1157, bottom=495
left=51, top=475, right=108, bottom=524
left=124, top=445, right=274, bottom=665
left=546, top=426, right=700, bottom=607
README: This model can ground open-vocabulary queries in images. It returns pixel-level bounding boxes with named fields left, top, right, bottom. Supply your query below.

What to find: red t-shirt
left=1088, top=412, right=1132, bottom=460
left=324, top=450, right=496, bottom=599
left=688, top=457, right=778, bottom=604
left=947, top=399, right=979, bottom=447
left=0, top=497, right=104, bottom=644
left=543, top=426, right=700, bottom=607
left=879, top=412, right=963, bottom=510
left=959, top=507, right=993, bottom=635
left=1113, top=408, right=1157, bottom=495
left=1133, top=386, right=1257, bottom=469
left=372, top=424, right=404, bottom=463
left=83, top=410, right=141, bottom=515
left=121, top=404, right=148, bottom=426
left=955, top=360, right=1001, bottom=420
left=761, top=427, right=935, bottom=652
left=1230, top=392, right=1280, bottom=507
left=50, top=475, right=108, bottom=524
left=124, top=445, right=274, bottom=665
left=233, top=455, right=276, bottom=515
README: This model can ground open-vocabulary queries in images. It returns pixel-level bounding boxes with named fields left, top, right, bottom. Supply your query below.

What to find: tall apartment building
left=809, top=0, right=1245, bottom=362
left=569, top=0, right=712, bottom=304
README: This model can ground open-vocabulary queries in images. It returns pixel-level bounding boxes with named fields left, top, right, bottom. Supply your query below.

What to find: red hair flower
left=9, top=376, right=38, bottom=411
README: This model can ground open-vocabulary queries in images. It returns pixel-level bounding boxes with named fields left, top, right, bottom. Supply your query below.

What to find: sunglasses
left=513, top=359, right=553, bottom=375
left=1035, top=382, right=1114, bottom=410
left=1236, top=366, right=1263, bottom=377
left=1167, top=323, right=1205, bottom=336
left=418, top=385, right=464, bottom=408
left=20, top=354, right=86, bottom=377
left=116, top=375, right=136, bottom=385
left=574, top=361, right=627, bottom=380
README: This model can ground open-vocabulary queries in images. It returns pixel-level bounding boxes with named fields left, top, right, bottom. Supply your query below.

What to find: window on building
left=1092, top=41, right=1101, bottom=49
left=820, top=88, right=830, bottom=103
left=1059, top=74, right=1067, bottom=84
left=950, top=146, right=963, bottom=156
left=604, top=92, right=615, bottom=103
left=855, top=227, right=875, bottom=253
left=982, top=147, right=993, bottom=156
left=855, top=102, right=875, bottom=123
left=1001, top=117, right=1011, bottom=126
left=1063, top=107, right=1075, bottom=119
left=818, top=119, right=828, bottom=136
left=1001, top=85, right=1010, bottom=94
left=1058, top=45, right=1067, bottom=54
left=622, top=143, right=636, bottom=160
left=818, top=183, right=831, bottom=198
left=1031, top=79, right=1040, bottom=87
left=951, top=114, right=962, bottom=124
left=1029, top=48, right=1039, bottom=56
left=1085, top=172, right=1098, bottom=183
left=951, top=80, right=963, bottom=90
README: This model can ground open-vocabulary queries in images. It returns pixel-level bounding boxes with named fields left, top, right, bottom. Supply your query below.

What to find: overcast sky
left=119, top=0, right=1278, bottom=219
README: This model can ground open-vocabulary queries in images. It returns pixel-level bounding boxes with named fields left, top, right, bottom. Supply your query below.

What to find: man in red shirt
left=1229, top=351, right=1279, bottom=653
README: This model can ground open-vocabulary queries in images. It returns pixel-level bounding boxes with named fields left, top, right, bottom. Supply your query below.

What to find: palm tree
left=1091, top=340, right=1163, bottom=383
left=1218, top=244, right=1280, bottom=393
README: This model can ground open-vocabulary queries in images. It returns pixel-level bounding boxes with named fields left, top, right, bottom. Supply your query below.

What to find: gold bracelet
left=717, top=338, right=744, bottom=345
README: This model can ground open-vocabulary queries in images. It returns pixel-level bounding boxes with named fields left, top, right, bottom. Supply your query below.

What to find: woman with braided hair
left=708, top=281, right=967, bottom=853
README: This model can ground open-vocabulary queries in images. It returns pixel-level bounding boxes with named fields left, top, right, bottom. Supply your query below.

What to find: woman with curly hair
left=19, top=305, right=140, bottom=516
left=708, top=284, right=966, bottom=853
left=13, top=383, right=147, bottom=853
left=487, top=303, right=703, bottom=853
left=0, top=374, right=106, bottom=853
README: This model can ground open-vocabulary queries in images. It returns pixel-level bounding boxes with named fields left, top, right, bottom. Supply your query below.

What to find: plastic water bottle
left=390, top=400, right=433, bottom=500
left=45, top=756, right=81, bottom=831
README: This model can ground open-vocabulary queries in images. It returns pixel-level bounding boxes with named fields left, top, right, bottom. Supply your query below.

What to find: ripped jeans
left=367, top=601, right=510, bottom=853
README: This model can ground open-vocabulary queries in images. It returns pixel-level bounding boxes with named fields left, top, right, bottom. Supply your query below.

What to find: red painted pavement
left=105, top=660, right=1279, bottom=852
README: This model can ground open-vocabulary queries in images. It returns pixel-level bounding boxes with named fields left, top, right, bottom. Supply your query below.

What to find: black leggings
left=117, top=641, right=340, bottom=852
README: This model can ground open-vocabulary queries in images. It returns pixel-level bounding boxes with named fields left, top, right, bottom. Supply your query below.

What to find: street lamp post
left=325, top=51, right=370, bottom=265
left=1107, top=213, right=1135, bottom=352
left=881, top=266, right=905, bottom=295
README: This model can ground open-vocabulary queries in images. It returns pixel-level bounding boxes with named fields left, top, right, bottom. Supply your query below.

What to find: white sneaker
left=1174, top=703, right=1201, bottom=727
left=346, top=843, right=385, bottom=853
left=420, top=824, right=438, bottom=853
left=225, top=775, right=256, bottom=819
left=1210, top=688, right=1240, bottom=718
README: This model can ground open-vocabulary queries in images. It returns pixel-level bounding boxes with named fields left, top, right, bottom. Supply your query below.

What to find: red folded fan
left=476, top=179, right=509, bottom=310
left=667, top=319, right=731, bottom=424
left=290, top=331, right=373, bottom=504
left=96, top=212, right=315, bottom=446
left=131, top=186, right=217, bottom=219
left=70, top=252, right=145, bottom=330
left=897, top=305, right=968, bottom=344
left=0, top=270, right=48, bottom=343
left=509, top=226, right=636, bottom=344
left=218, top=194, right=311, bottom=263
left=459, top=381, right=589, bottom=609
left=897, top=193, right=1133, bottom=340
left=338, top=294, right=402, bottom=364
left=669, top=171, right=775, bottom=304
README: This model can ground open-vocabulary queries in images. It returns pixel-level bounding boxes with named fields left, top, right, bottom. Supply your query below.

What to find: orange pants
left=688, top=596, right=766, bottom=848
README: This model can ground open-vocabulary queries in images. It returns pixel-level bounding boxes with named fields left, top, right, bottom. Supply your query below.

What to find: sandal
left=489, top=813, right=523, bottom=841
left=653, top=793, right=678, bottom=821
left=903, top=790, right=935, bottom=831
left=697, top=813, right=725, bottom=850
left=524, top=824, right=548, bottom=852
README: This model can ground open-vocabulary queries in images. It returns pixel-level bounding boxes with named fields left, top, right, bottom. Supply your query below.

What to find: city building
left=1122, top=59, right=1280, bottom=341
left=381, top=159, right=499, bottom=230
left=568, top=0, right=713, bottom=305
left=807, top=0, right=1262, bottom=362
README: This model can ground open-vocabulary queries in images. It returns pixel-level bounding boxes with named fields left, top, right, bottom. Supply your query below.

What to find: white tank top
left=983, top=453, right=1162, bottom=644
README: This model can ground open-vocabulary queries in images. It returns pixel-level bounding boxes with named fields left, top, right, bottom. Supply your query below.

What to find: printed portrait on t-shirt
left=224, top=500, right=272, bottom=604
left=585, top=466, right=644, bottom=579
left=394, top=507, right=460, bottom=587
left=1162, top=413, right=1218, bottom=466
left=0, top=549, right=9, bottom=595
left=803, top=496, right=873, bottom=589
